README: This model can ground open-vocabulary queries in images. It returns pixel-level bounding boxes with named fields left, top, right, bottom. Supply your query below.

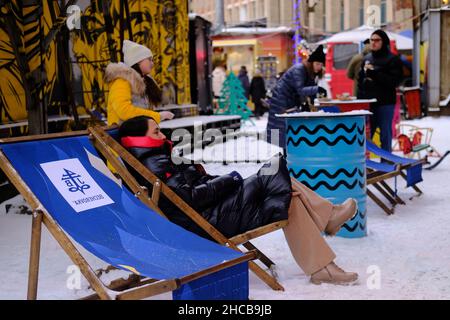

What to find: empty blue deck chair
left=367, top=140, right=425, bottom=189
left=0, top=133, right=255, bottom=300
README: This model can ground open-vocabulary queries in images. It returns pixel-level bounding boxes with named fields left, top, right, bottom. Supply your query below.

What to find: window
left=249, top=1, right=256, bottom=20
left=333, top=44, right=359, bottom=70
left=359, top=0, right=364, bottom=25
left=240, top=6, right=247, bottom=22
left=381, top=0, right=387, bottom=24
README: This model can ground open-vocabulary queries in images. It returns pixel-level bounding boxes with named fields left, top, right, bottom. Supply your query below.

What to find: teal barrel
left=278, top=111, right=370, bottom=238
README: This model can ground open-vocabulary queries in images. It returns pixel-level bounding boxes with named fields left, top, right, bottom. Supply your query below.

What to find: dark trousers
left=253, top=101, right=264, bottom=117
left=370, top=104, right=395, bottom=152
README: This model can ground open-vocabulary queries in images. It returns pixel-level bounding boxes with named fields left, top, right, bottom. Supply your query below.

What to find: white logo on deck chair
left=40, top=159, right=114, bottom=212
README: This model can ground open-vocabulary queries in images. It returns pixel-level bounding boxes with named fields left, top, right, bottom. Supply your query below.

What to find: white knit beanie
left=122, top=40, right=153, bottom=67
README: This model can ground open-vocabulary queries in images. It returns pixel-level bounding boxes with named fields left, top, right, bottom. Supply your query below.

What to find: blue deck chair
left=89, top=126, right=288, bottom=292
left=0, top=132, right=255, bottom=300
left=367, top=140, right=426, bottom=197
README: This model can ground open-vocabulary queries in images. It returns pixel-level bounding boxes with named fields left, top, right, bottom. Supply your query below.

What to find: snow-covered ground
left=1, top=114, right=449, bottom=300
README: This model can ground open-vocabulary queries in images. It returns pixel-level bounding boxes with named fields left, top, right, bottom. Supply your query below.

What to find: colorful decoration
left=293, top=0, right=304, bottom=64
left=215, top=72, right=254, bottom=125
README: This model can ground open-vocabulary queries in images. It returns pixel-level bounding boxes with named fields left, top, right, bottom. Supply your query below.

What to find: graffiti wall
left=0, top=0, right=190, bottom=129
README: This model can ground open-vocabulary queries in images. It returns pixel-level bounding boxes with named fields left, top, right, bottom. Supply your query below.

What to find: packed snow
left=1, top=114, right=449, bottom=300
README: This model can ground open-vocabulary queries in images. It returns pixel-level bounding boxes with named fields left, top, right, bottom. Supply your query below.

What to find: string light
left=293, top=0, right=309, bottom=64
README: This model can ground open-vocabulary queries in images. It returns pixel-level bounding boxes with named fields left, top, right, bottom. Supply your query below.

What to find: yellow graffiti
left=0, top=0, right=191, bottom=130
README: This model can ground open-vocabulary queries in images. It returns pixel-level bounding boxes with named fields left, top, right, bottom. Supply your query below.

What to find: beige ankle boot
left=325, top=198, right=357, bottom=236
left=310, top=262, right=358, bottom=285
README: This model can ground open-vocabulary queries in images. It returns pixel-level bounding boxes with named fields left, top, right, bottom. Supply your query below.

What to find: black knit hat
left=308, top=45, right=326, bottom=64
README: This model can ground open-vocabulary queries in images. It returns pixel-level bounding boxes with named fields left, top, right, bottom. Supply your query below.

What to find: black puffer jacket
left=124, top=138, right=292, bottom=239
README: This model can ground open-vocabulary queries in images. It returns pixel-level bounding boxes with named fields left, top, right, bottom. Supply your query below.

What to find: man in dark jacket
left=358, top=29, right=403, bottom=152
left=238, top=66, right=251, bottom=99
left=249, top=69, right=267, bottom=118
left=267, top=45, right=327, bottom=147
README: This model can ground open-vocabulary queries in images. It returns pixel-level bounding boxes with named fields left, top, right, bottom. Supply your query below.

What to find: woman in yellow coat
left=105, top=40, right=174, bottom=126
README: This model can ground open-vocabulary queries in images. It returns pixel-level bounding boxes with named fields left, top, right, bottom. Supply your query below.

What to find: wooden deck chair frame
left=366, top=154, right=428, bottom=215
left=0, top=131, right=256, bottom=300
left=366, top=165, right=403, bottom=215
left=88, top=126, right=289, bottom=291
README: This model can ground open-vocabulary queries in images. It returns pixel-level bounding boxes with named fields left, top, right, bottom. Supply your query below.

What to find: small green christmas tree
left=215, top=72, right=254, bottom=125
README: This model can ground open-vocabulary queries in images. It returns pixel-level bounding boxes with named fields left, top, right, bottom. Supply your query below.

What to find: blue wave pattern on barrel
left=285, top=114, right=367, bottom=238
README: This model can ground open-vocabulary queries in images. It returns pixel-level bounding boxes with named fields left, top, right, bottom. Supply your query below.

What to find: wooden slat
left=27, top=211, right=43, bottom=300
left=367, top=189, right=393, bottom=215
left=116, top=279, right=179, bottom=300
left=229, top=221, right=288, bottom=245
left=179, top=251, right=257, bottom=285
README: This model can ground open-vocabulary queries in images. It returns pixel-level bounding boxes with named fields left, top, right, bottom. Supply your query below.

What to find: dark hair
left=302, top=60, right=324, bottom=79
left=119, top=116, right=155, bottom=139
left=131, top=63, right=162, bottom=106
left=363, top=38, right=370, bottom=45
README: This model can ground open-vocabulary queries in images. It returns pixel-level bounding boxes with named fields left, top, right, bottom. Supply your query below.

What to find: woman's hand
left=160, top=111, right=175, bottom=121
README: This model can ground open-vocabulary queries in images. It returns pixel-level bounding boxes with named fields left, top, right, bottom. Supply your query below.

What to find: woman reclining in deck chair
left=119, top=116, right=360, bottom=285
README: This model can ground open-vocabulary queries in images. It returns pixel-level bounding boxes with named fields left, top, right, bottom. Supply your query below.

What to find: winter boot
left=325, top=198, right=357, bottom=236
left=310, top=262, right=358, bottom=285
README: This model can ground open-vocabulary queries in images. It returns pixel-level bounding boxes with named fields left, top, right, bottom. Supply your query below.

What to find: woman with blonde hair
left=105, top=40, right=174, bottom=126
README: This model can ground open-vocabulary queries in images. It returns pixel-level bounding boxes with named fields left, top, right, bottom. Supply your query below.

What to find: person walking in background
left=238, top=66, right=251, bottom=99
left=267, top=45, right=328, bottom=147
left=358, top=30, right=403, bottom=152
left=249, top=69, right=267, bottom=119
left=104, top=40, right=174, bottom=126
left=347, top=39, right=371, bottom=97
left=212, top=60, right=227, bottom=99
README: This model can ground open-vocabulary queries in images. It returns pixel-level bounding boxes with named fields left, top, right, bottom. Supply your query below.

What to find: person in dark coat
left=119, top=116, right=362, bottom=285
left=267, top=45, right=328, bottom=147
left=249, top=69, right=267, bottom=118
left=238, top=66, right=251, bottom=99
left=357, top=29, right=404, bottom=152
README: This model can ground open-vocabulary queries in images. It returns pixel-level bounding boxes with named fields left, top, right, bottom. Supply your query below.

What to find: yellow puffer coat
left=104, top=63, right=161, bottom=126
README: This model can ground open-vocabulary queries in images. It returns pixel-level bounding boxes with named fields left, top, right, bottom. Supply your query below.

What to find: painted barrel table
left=278, top=111, right=372, bottom=238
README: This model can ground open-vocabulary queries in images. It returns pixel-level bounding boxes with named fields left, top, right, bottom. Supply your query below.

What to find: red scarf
left=121, top=136, right=172, bottom=149
left=121, top=136, right=174, bottom=179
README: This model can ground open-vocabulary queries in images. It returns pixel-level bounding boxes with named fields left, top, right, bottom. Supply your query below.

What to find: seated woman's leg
left=284, top=178, right=358, bottom=285
left=283, top=187, right=336, bottom=276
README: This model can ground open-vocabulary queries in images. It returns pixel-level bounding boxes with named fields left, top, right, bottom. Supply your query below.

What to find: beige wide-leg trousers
left=282, top=178, right=337, bottom=275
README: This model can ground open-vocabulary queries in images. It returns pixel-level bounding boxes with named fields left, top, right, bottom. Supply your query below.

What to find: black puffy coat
left=357, top=51, right=403, bottom=106
left=124, top=138, right=292, bottom=239
left=267, top=63, right=320, bottom=147
left=249, top=76, right=266, bottom=104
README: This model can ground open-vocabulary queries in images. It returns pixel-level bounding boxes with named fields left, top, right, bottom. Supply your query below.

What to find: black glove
left=317, top=86, right=328, bottom=97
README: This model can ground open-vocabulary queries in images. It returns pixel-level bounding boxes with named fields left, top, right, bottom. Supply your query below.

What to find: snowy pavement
left=1, top=115, right=449, bottom=300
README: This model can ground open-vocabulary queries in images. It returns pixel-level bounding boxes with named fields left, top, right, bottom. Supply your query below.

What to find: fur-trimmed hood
left=104, top=62, right=146, bottom=96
